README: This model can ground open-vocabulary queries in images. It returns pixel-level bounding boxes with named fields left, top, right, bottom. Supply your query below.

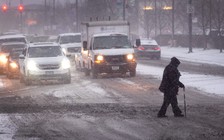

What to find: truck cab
left=81, top=21, right=137, bottom=78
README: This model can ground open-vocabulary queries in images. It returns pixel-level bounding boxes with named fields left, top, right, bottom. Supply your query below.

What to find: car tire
left=25, top=77, right=31, bottom=86
left=63, top=77, right=71, bottom=84
left=91, top=67, right=97, bottom=79
left=130, top=69, right=136, bottom=77
left=84, top=68, right=90, bottom=76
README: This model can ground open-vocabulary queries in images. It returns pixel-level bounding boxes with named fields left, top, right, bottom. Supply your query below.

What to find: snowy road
left=0, top=57, right=223, bottom=139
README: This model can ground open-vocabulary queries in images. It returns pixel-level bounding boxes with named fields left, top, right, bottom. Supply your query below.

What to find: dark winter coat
left=159, top=60, right=184, bottom=95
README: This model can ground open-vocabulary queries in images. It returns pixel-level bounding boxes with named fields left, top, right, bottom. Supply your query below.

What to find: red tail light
left=153, top=46, right=160, bottom=51
left=138, top=46, right=145, bottom=51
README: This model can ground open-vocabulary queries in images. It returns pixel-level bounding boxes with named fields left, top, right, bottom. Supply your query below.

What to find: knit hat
left=171, top=57, right=180, bottom=65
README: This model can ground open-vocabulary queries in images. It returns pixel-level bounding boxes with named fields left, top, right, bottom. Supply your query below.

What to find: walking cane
left=183, top=87, right=187, bottom=118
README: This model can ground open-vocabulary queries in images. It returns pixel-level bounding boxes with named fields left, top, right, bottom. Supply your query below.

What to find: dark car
left=134, top=38, right=161, bottom=59
left=0, top=42, right=26, bottom=74
left=6, top=48, right=24, bottom=78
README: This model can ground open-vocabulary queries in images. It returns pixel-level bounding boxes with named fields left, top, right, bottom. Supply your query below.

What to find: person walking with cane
left=157, top=57, right=185, bottom=118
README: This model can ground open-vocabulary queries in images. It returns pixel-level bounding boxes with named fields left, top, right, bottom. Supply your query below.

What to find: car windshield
left=28, top=46, right=62, bottom=58
left=1, top=44, right=25, bottom=53
left=93, top=35, right=131, bottom=50
left=0, top=38, right=26, bottom=44
left=10, top=50, right=23, bottom=59
left=60, top=35, right=81, bottom=44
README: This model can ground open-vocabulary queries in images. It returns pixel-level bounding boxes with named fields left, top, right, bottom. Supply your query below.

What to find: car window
left=1, top=44, right=26, bottom=53
left=28, top=46, right=62, bottom=58
left=60, top=35, right=81, bottom=44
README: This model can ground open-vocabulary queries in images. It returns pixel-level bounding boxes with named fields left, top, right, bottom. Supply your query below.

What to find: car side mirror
left=66, top=54, right=71, bottom=57
left=19, top=54, right=25, bottom=59
left=83, top=41, right=87, bottom=50
left=136, top=39, right=141, bottom=47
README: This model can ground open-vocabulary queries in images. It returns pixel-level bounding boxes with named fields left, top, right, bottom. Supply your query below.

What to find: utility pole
left=123, top=0, right=126, bottom=20
left=44, top=0, right=47, bottom=34
left=76, top=0, right=79, bottom=32
left=171, top=0, right=174, bottom=47
left=188, top=0, right=193, bottom=53
left=154, top=0, right=157, bottom=37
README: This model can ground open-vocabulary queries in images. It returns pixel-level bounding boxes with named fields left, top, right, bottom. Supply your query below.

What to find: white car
left=57, top=33, right=81, bottom=63
left=19, top=42, right=71, bottom=85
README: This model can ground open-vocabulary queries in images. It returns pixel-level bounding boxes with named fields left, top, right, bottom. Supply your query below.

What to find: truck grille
left=67, top=47, right=80, bottom=53
left=104, top=55, right=126, bottom=64
left=38, top=64, right=60, bottom=70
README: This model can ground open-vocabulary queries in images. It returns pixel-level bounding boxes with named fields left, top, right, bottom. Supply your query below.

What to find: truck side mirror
left=19, top=54, right=25, bottom=59
left=136, top=39, right=141, bottom=47
left=83, top=41, right=87, bottom=50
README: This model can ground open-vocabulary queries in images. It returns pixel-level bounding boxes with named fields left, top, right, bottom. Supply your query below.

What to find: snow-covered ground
left=138, top=46, right=224, bottom=96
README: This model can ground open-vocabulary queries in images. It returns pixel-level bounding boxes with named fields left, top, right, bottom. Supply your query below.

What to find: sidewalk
left=161, top=46, right=224, bottom=67
left=137, top=46, right=224, bottom=96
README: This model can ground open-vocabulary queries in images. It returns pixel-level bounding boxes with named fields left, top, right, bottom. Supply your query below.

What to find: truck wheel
left=130, top=69, right=136, bottom=77
left=85, top=68, right=90, bottom=76
left=91, top=68, right=97, bottom=79
left=25, top=78, right=31, bottom=86
left=20, top=75, right=24, bottom=83
left=64, top=77, right=71, bottom=84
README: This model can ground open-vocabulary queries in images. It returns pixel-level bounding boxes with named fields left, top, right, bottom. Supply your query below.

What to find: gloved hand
left=179, top=82, right=185, bottom=88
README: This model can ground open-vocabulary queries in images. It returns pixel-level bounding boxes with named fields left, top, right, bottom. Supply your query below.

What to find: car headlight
left=10, top=62, right=18, bottom=69
left=0, top=54, right=8, bottom=64
left=61, top=58, right=71, bottom=69
left=27, top=60, right=38, bottom=71
left=95, top=55, right=104, bottom=64
left=126, top=54, right=135, bottom=61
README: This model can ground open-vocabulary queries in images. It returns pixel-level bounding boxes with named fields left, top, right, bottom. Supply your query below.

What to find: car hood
left=60, top=43, right=81, bottom=48
left=28, top=56, right=66, bottom=65
left=92, top=48, right=134, bottom=56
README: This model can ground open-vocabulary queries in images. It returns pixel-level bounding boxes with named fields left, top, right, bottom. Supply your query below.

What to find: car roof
left=29, top=42, right=59, bottom=48
left=59, top=33, right=81, bottom=37
left=93, top=33, right=128, bottom=37
left=0, top=34, right=26, bottom=39
left=1, top=42, right=26, bottom=46
left=140, top=39, right=158, bottom=45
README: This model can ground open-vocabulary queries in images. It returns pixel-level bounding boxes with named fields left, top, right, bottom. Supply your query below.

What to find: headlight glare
left=95, top=55, right=104, bottom=64
left=61, top=58, right=71, bottom=69
left=27, top=60, right=38, bottom=71
left=96, top=55, right=104, bottom=61
left=0, top=54, right=8, bottom=64
left=127, top=54, right=134, bottom=60
left=10, top=62, right=18, bottom=69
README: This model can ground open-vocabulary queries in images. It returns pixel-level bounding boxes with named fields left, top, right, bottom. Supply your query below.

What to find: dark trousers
left=158, top=93, right=182, bottom=116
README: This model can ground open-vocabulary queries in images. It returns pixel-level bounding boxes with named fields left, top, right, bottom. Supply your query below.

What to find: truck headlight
left=95, top=55, right=104, bottom=64
left=27, top=60, right=38, bottom=71
left=61, top=58, right=71, bottom=69
left=126, top=54, right=135, bottom=61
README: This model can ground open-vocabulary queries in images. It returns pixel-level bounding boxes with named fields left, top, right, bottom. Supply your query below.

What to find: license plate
left=112, top=66, right=119, bottom=70
left=45, top=71, right=54, bottom=75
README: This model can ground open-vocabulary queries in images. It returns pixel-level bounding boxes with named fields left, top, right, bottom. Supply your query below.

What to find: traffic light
left=18, top=5, right=24, bottom=12
left=1, top=4, right=8, bottom=12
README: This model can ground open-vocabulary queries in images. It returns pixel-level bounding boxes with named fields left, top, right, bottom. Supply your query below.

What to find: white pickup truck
left=81, top=20, right=137, bottom=78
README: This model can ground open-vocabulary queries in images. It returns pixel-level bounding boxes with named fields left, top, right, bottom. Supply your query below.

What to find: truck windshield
left=60, top=35, right=81, bottom=44
left=93, top=35, right=131, bottom=50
